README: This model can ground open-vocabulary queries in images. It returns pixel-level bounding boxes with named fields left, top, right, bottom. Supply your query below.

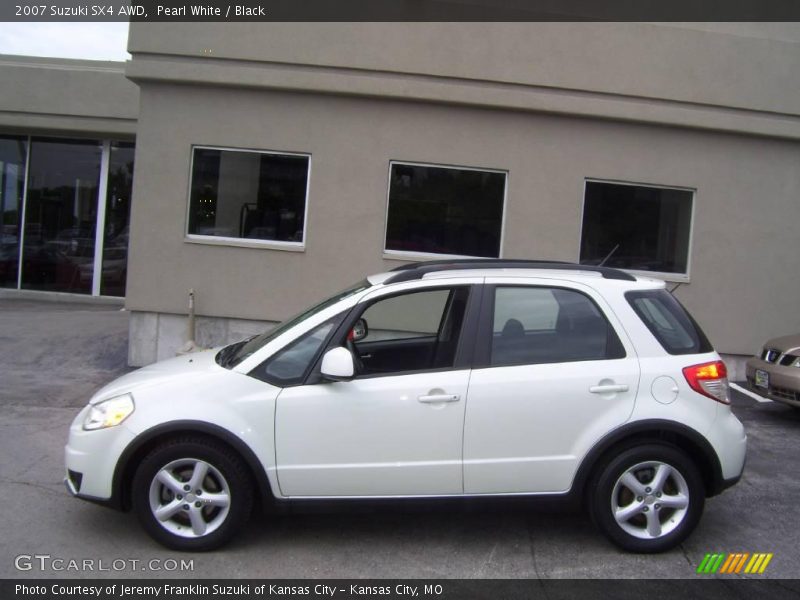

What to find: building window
left=385, top=162, right=506, bottom=258
left=22, top=137, right=103, bottom=294
left=580, top=180, right=693, bottom=276
left=187, top=147, right=310, bottom=245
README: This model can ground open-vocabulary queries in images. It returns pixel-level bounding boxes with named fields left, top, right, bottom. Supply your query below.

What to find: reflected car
left=745, top=334, right=800, bottom=407
left=0, top=242, right=19, bottom=284
left=78, top=247, right=127, bottom=285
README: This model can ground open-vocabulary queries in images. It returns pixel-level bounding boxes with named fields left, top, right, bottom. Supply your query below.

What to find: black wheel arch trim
left=570, top=419, right=726, bottom=502
left=109, top=421, right=274, bottom=512
left=94, top=420, right=725, bottom=513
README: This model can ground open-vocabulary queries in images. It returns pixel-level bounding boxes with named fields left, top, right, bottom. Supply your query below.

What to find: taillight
left=683, top=360, right=730, bottom=404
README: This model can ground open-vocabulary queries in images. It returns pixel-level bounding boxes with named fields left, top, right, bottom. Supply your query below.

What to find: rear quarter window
left=626, top=290, right=713, bottom=355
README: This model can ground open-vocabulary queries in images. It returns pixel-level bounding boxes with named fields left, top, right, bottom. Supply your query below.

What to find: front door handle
left=589, top=384, right=629, bottom=394
left=418, top=394, right=460, bottom=403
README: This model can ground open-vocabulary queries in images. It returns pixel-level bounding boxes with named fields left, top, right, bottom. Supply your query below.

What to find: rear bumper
left=719, top=470, right=743, bottom=493
left=705, top=408, right=747, bottom=495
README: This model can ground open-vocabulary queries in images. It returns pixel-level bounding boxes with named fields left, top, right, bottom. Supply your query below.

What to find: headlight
left=83, top=393, right=135, bottom=431
left=793, top=356, right=800, bottom=368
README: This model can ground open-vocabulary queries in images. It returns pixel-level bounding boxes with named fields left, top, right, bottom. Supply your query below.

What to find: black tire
left=131, top=436, right=253, bottom=551
left=588, top=444, right=704, bottom=553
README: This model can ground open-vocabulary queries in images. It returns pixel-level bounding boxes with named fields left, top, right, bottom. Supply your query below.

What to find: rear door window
left=489, top=286, right=625, bottom=367
left=626, top=290, right=712, bottom=355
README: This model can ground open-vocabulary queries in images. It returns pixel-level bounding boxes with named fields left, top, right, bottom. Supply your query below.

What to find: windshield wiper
left=218, top=334, right=264, bottom=368
left=216, top=341, right=244, bottom=368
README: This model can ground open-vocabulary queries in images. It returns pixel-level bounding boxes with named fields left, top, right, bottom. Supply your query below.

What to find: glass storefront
left=22, top=138, right=102, bottom=294
left=0, top=135, right=27, bottom=288
left=0, top=134, right=134, bottom=297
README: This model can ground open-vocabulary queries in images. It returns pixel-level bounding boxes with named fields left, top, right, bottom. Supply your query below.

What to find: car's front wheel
left=131, top=436, right=253, bottom=551
left=589, top=444, right=704, bottom=553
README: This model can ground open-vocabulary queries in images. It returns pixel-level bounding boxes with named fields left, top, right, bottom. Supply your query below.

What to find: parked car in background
left=746, top=334, right=800, bottom=407
left=65, top=260, right=746, bottom=553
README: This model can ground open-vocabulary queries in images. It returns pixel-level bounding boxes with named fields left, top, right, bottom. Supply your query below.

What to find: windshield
left=217, top=280, right=371, bottom=368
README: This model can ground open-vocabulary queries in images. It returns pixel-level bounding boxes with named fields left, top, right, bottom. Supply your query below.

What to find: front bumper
left=64, top=404, right=136, bottom=504
left=745, top=357, right=800, bottom=406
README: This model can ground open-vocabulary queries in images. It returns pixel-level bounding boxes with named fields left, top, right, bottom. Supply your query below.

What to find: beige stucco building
left=2, top=23, right=799, bottom=375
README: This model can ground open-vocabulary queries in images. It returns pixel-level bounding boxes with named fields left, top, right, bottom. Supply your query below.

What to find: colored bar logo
left=696, top=552, right=773, bottom=574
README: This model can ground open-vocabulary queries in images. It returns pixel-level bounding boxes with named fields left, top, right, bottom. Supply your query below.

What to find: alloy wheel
left=148, top=458, right=231, bottom=538
left=611, top=460, right=690, bottom=540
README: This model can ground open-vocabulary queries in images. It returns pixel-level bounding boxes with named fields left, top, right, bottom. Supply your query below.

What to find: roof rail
left=385, top=259, right=636, bottom=284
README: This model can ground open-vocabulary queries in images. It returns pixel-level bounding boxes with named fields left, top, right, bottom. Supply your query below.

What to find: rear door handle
left=418, top=394, right=460, bottom=403
left=589, top=384, right=629, bottom=394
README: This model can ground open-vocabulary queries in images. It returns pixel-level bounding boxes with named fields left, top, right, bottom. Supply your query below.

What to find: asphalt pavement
left=1, top=297, right=798, bottom=580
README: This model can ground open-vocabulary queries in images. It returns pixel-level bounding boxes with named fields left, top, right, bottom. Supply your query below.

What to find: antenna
left=598, top=244, right=620, bottom=267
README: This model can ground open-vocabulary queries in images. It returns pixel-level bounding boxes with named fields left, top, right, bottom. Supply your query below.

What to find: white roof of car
left=368, top=265, right=665, bottom=290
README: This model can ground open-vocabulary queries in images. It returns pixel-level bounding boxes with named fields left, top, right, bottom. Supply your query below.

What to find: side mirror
left=349, top=318, right=368, bottom=342
left=320, top=347, right=355, bottom=381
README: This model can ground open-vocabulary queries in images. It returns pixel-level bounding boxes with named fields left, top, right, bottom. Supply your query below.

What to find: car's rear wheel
left=131, top=436, right=253, bottom=551
left=589, top=444, right=704, bottom=553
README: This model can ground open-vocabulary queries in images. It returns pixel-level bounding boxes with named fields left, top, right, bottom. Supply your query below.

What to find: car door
left=463, top=279, right=639, bottom=494
left=274, top=282, right=479, bottom=497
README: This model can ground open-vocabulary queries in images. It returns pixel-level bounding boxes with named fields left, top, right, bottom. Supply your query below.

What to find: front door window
left=350, top=286, right=471, bottom=376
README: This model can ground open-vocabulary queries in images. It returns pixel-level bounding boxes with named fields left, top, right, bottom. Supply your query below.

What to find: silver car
left=746, top=334, right=800, bottom=407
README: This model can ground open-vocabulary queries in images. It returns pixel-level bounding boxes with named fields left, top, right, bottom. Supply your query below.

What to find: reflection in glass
left=188, top=147, right=309, bottom=243
left=580, top=181, right=693, bottom=275
left=385, top=163, right=505, bottom=258
left=101, top=142, right=134, bottom=296
left=0, top=135, right=27, bottom=288
left=21, top=138, right=101, bottom=294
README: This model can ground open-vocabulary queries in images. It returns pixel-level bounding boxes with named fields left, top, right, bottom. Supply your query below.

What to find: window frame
left=382, top=160, right=508, bottom=262
left=306, top=283, right=482, bottom=383
left=184, top=144, right=312, bottom=252
left=578, top=178, right=696, bottom=283
left=473, top=283, right=627, bottom=369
